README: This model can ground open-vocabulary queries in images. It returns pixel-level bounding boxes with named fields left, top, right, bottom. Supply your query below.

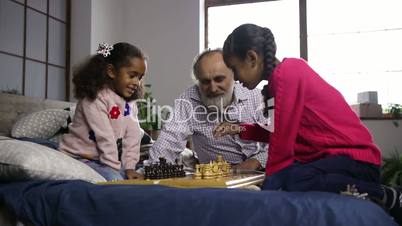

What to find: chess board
left=98, top=170, right=265, bottom=189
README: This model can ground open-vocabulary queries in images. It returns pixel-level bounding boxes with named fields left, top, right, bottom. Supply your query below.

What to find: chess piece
left=203, top=163, right=214, bottom=179
left=223, top=161, right=231, bottom=176
left=194, top=165, right=202, bottom=179
left=193, top=156, right=233, bottom=179
left=211, top=162, right=219, bottom=178
left=179, top=165, right=185, bottom=177
left=143, top=157, right=186, bottom=180
left=159, top=157, right=167, bottom=165
left=144, top=165, right=151, bottom=180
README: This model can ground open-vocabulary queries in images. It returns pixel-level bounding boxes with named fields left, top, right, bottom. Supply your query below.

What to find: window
left=0, top=0, right=70, bottom=101
left=207, top=0, right=300, bottom=60
left=206, top=0, right=402, bottom=107
left=307, top=0, right=402, bottom=106
left=206, top=0, right=300, bottom=89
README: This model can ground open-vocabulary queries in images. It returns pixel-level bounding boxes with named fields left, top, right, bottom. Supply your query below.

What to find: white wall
left=90, top=0, right=126, bottom=54
left=70, top=0, right=131, bottom=100
left=70, top=0, right=92, bottom=101
left=121, top=0, right=201, bottom=106
left=70, top=0, right=202, bottom=106
left=362, top=119, right=402, bottom=158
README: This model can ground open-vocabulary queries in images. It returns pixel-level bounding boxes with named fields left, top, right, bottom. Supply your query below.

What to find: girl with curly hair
left=59, top=42, right=146, bottom=181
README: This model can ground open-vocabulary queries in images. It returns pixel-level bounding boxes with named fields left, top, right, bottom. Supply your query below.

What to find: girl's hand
left=125, top=169, right=143, bottom=180
left=212, top=122, right=241, bottom=138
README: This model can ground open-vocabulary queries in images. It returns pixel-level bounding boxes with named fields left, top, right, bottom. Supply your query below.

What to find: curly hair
left=222, top=23, right=277, bottom=117
left=73, top=42, right=145, bottom=101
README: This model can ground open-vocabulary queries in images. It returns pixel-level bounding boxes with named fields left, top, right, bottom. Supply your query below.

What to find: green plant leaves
left=381, top=151, right=402, bottom=186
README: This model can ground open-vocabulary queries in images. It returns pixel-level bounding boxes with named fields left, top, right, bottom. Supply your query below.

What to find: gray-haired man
left=149, top=49, right=268, bottom=170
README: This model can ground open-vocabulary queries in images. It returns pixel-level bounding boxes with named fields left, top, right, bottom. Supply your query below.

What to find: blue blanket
left=0, top=180, right=397, bottom=226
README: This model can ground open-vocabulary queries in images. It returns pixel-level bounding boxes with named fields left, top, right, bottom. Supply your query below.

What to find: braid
left=261, top=27, right=277, bottom=117
left=262, top=27, right=276, bottom=79
left=222, top=24, right=277, bottom=117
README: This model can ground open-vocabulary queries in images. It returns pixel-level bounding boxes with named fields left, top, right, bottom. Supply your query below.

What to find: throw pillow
left=0, top=139, right=106, bottom=183
left=11, top=109, right=70, bottom=139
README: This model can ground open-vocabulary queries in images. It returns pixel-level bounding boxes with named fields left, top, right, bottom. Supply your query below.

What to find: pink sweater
left=240, top=58, right=381, bottom=176
left=59, top=88, right=141, bottom=171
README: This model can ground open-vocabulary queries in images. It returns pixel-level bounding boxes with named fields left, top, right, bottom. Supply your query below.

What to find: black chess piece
left=159, top=157, right=167, bottom=165
left=145, top=157, right=186, bottom=180
left=144, top=165, right=151, bottom=180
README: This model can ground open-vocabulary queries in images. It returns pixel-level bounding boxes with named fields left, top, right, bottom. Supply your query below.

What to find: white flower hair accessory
left=97, top=42, right=113, bottom=57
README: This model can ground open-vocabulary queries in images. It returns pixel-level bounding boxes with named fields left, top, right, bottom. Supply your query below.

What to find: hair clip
left=97, top=42, right=113, bottom=57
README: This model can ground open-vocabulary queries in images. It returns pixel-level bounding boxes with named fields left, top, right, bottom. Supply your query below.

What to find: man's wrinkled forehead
left=197, top=53, right=233, bottom=80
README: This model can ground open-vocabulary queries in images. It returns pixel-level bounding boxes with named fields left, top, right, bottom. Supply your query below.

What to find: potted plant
left=136, top=84, right=168, bottom=139
left=1, top=89, right=21, bottom=95
left=381, top=151, right=402, bottom=186
left=383, top=104, right=402, bottom=119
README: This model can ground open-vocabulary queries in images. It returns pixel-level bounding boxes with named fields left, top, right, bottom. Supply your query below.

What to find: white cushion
left=0, top=139, right=106, bottom=183
left=11, top=109, right=70, bottom=139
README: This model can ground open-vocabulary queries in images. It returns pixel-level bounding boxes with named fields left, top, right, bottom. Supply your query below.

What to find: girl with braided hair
left=213, top=23, right=401, bottom=224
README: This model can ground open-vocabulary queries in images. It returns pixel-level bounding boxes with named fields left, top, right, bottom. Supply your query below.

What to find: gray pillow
left=0, top=138, right=106, bottom=183
left=11, top=109, right=70, bottom=139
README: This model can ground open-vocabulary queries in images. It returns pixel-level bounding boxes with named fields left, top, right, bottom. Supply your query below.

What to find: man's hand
left=213, top=122, right=241, bottom=138
left=232, top=159, right=262, bottom=171
left=125, top=169, right=143, bottom=180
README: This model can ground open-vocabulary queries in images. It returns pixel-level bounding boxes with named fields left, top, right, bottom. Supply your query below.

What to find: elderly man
left=149, top=49, right=268, bottom=170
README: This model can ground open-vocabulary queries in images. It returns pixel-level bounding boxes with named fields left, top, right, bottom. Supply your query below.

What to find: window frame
left=205, top=0, right=402, bottom=107
left=204, top=0, right=308, bottom=60
left=0, top=0, right=71, bottom=100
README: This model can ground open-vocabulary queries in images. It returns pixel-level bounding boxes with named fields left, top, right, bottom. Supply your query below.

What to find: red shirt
left=240, top=58, right=381, bottom=176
